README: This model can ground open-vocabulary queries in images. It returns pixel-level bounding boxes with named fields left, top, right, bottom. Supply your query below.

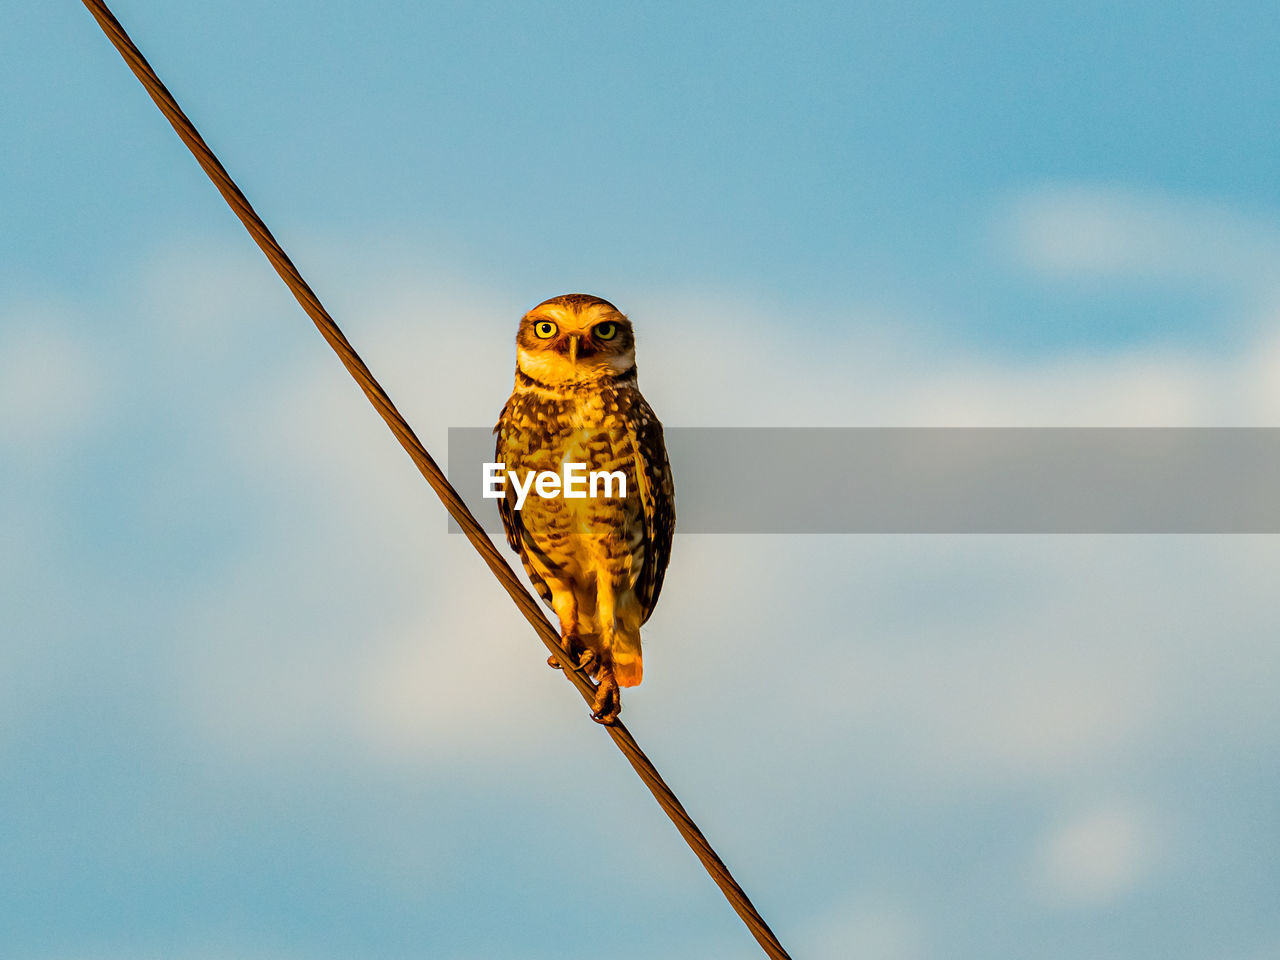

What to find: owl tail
left=613, top=648, right=643, bottom=687
left=611, top=630, right=644, bottom=687
left=604, top=591, right=645, bottom=687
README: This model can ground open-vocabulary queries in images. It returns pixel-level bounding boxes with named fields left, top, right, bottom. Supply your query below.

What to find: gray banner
left=447, top=427, right=1280, bottom=533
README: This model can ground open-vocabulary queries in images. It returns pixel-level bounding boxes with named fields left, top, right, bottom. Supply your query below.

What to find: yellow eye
left=594, top=321, right=618, bottom=340
left=533, top=320, right=558, bottom=339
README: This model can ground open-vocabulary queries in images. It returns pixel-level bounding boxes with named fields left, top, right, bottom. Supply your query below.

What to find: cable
left=77, top=3, right=793, bottom=957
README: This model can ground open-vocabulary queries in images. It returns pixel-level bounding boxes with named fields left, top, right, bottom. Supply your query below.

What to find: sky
left=3, top=1, right=1280, bottom=958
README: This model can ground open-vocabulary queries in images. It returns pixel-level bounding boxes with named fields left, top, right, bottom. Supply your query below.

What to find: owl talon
left=590, top=668, right=621, bottom=725
left=547, top=639, right=595, bottom=672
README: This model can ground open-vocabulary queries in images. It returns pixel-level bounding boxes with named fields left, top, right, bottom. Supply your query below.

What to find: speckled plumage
left=494, top=294, right=674, bottom=723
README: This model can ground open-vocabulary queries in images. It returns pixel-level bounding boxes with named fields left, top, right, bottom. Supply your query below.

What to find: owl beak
left=567, top=334, right=580, bottom=365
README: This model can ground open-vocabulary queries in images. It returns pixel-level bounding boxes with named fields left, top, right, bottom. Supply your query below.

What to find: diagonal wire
left=77, top=2, right=793, bottom=957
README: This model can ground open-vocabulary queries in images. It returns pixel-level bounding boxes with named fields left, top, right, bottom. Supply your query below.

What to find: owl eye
left=594, top=321, right=618, bottom=341
left=533, top=320, right=558, bottom=339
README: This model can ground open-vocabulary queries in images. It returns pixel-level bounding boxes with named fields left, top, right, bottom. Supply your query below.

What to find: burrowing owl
left=494, top=294, right=674, bottom=723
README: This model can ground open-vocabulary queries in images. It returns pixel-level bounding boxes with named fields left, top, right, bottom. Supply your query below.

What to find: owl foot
left=547, top=645, right=595, bottom=672
left=590, top=667, right=621, bottom=725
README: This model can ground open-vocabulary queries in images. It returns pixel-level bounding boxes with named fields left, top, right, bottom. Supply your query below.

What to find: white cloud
left=0, top=300, right=110, bottom=456
left=799, top=894, right=930, bottom=960
left=1033, top=800, right=1167, bottom=906
left=629, top=290, right=1280, bottom=429
left=89, top=212, right=1275, bottom=794
left=999, top=184, right=1280, bottom=297
left=5, top=194, right=1278, bottom=959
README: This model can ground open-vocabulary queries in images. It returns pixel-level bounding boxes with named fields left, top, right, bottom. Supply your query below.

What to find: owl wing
left=493, top=408, right=556, bottom=607
left=626, top=398, right=675, bottom=624
left=494, top=410, right=522, bottom=553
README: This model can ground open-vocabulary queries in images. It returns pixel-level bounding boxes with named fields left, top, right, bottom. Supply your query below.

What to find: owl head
left=515, top=293, right=636, bottom=385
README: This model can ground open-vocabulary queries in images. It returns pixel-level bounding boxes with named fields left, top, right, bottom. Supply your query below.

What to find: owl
left=494, top=294, right=674, bottom=723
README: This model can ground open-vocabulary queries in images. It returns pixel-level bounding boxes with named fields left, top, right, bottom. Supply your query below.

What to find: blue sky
left=4, top=2, right=1280, bottom=958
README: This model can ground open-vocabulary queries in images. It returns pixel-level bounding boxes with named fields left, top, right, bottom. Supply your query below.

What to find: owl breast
left=499, top=385, right=645, bottom=558
left=498, top=381, right=657, bottom=661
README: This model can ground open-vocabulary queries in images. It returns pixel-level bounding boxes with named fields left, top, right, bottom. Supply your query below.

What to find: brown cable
left=77, top=2, right=793, bottom=957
